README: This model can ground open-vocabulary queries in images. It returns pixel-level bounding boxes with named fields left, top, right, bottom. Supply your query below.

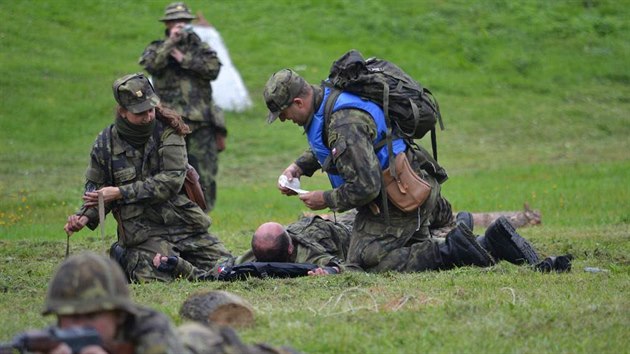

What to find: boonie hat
left=263, top=69, right=306, bottom=124
left=160, top=2, right=196, bottom=22
left=112, top=73, right=160, bottom=113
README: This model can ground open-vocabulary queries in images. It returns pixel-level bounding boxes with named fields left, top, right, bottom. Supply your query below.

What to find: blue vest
left=305, top=87, right=407, bottom=188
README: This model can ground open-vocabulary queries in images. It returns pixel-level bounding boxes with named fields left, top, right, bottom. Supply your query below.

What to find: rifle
left=0, top=327, right=134, bottom=354
left=218, top=261, right=319, bottom=281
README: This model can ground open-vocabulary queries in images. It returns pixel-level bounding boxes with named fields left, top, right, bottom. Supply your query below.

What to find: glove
left=157, top=256, right=179, bottom=273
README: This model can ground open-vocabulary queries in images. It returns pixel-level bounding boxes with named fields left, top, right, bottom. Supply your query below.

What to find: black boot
left=439, top=223, right=495, bottom=269
left=109, top=241, right=128, bottom=272
left=455, top=211, right=474, bottom=232
left=477, top=216, right=540, bottom=265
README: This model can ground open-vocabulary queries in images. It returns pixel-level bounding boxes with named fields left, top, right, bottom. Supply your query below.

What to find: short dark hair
left=252, top=230, right=292, bottom=262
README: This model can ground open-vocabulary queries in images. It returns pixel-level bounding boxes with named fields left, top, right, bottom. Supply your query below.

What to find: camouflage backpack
left=323, top=49, right=444, bottom=160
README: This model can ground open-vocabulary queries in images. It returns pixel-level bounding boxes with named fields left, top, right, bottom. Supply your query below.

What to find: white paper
left=278, top=175, right=309, bottom=194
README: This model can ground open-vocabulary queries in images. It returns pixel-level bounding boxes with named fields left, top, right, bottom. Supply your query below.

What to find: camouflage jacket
left=139, top=32, right=222, bottom=125
left=296, top=85, right=447, bottom=213
left=119, top=304, right=188, bottom=354
left=237, top=216, right=351, bottom=271
left=78, top=120, right=211, bottom=247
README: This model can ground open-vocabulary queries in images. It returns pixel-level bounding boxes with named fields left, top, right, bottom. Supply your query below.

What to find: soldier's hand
left=299, top=191, right=327, bottom=210
left=278, top=163, right=303, bottom=195
left=308, top=267, right=329, bottom=276
left=64, top=215, right=89, bottom=236
left=82, top=187, right=121, bottom=207
left=78, top=345, right=109, bottom=354
left=216, top=133, right=226, bottom=152
left=47, top=342, right=72, bottom=354
left=308, top=266, right=339, bottom=276
left=170, top=48, right=185, bottom=63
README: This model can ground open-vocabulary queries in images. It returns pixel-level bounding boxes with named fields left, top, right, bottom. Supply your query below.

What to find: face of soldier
left=123, top=107, right=156, bottom=126
left=165, top=20, right=191, bottom=39
left=279, top=97, right=311, bottom=126
left=58, top=310, right=123, bottom=342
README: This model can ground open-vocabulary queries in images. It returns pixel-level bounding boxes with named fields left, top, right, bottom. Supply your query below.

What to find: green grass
left=0, top=0, right=629, bottom=353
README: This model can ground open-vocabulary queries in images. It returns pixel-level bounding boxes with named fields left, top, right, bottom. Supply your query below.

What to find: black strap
left=431, top=127, right=438, bottom=162
left=99, top=125, right=114, bottom=186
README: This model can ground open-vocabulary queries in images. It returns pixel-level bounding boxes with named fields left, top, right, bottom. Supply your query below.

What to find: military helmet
left=43, top=252, right=138, bottom=316
left=160, top=2, right=196, bottom=22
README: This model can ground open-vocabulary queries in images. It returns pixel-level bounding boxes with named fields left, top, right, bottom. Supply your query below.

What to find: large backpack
left=323, top=49, right=444, bottom=161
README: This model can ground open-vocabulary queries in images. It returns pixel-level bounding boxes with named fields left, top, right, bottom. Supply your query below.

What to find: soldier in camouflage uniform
left=236, top=215, right=353, bottom=275
left=139, top=2, right=226, bottom=212
left=36, top=252, right=298, bottom=354
left=237, top=213, right=542, bottom=277
left=263, top=69, right=496, bottom=273
left=63, top=73, right=231, bottom=282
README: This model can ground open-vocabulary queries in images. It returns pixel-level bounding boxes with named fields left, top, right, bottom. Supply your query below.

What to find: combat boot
left=439, top=223, right=495, bottom=269
left=455, top=211, right=474, bottom=232
left=477, top=216, right=540, bottom=265
left=109, top=241, right=128, bottom=273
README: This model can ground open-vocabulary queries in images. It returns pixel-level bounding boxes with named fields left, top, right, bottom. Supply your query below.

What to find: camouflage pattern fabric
left=120, top=304, right=189, bottom=353
left=123, top=232, right=230, bottom=282
left=77, top=120, right=231, bottom=282
left=430, top=194, right=455, bottom=229
left=294, top=85, right=446, bottom=272
left=178, top=321, right=301, bottom=354
left=237, top=216, right=352, bottom=271
left=140, top=30, right=224, bottom=211
left=185, top=120, right=219, bottom=211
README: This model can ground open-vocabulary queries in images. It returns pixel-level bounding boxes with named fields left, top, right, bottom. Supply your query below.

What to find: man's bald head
left=252, top=222, right=293, bottom=262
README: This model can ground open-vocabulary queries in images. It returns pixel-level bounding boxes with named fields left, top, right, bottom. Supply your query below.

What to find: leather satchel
left=382, top=152, right=432, bottom=212
left=183, top=164, right=208, bottom=211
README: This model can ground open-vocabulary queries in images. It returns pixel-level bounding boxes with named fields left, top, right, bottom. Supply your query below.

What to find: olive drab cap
left=112, top=73, right=160, bottom=114
left=43, top=252, right=138, bottom=316
left=160, top=2, right=196, bottom=22
left=263, top=69, right=307, bottom=124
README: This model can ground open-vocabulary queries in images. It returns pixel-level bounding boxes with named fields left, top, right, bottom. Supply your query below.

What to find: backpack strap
left=380, top=80, right=393, bottom=223
left=423, top=88, right=442, bottom=161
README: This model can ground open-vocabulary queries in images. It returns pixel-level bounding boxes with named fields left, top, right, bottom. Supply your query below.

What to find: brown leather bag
left=382, top=152, right=431, bottom=212
left=183, top=164, right=208, bottom=211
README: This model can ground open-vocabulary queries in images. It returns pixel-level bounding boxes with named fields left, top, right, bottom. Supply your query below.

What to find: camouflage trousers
left=345, top=174, right=445, bottom=273
left=430, top=195, right=455, bottom=229
left=185, top=121, right=220, bottom=212
left=121, top=232, right=231, bottom=282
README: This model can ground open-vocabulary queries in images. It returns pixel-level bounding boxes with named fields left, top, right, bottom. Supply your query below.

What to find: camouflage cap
left=263, top=69, right=306, bottom=124
left=160, top=2, right=196, bottom=22
left=43, top=252, right=138, bottom=316
left=112, top=73, right=160, bottom=114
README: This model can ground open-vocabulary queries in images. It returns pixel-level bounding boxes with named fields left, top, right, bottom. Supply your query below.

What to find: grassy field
left=1, top=0, right=629, bottom=353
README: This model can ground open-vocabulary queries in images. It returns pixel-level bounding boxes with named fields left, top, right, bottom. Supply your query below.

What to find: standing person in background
left=140, top=2, right=226, bottom=212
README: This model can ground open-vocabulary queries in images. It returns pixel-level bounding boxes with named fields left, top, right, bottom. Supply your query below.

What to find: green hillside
left=0, top=1, right=628, bottom=353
